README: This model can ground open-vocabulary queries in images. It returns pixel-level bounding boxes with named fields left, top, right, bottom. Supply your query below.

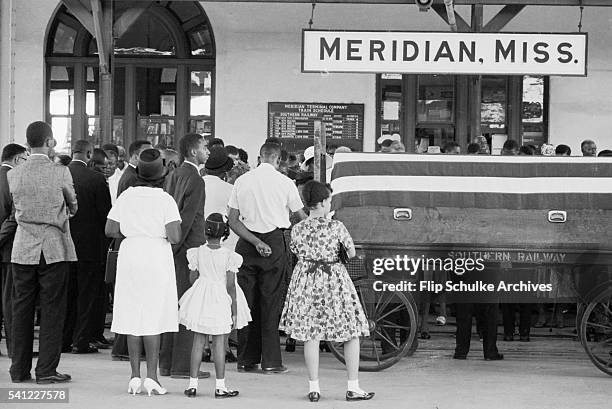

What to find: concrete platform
left=0, top=326, right=610, bottom=409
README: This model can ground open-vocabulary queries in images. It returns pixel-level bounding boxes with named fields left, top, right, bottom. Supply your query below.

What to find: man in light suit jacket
left=160, top=133, right=209, bottom=378
left=0, top=143, right=28, bottom=357
left=8, top=122, right=77, bottom=384
left=63, top=140, right=111, bottom=354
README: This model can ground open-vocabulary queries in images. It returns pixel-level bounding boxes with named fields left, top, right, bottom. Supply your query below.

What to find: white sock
left=309, top=379, right=320, bottom=393
left=188, top=377, right=198, bottom=389
left=347, top=379, right=364, bottom=393
left=216, top=378, right=226, bottom=391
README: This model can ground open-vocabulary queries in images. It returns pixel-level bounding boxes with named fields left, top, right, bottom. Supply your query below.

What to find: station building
left=0, top=1, right=611, bottom=160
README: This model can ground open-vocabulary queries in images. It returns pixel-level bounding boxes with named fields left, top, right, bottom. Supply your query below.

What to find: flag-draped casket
left=330, top=153, right=612, bottom=301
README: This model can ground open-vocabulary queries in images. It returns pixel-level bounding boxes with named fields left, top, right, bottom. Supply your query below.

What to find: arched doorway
left=45, top=1, right=215, bottom=152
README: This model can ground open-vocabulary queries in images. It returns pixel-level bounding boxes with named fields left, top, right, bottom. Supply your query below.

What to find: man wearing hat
left=203, top=147, right=237, bottom=249
left=8, top=121, right=77, bottom=384
left=160, top=133, right=210, bottom=379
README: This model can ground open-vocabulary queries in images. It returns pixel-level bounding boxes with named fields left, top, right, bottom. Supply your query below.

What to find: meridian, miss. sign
left=302, top=30, right=587, bottom=76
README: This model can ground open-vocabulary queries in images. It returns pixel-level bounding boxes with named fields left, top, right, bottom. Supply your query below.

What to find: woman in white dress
left=105, top=149, right=182, bottom=396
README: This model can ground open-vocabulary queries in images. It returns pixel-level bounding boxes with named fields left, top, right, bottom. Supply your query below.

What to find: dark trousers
left=10, top=257, right=68, bottom=379
left=1, top=262, right=13, bottom=356
left=236, top=229, right=288, bottom=368
left=159, top=248, right=192, bottom=375
left=63, top=261, right=103, bottom=349
left=502, top=303, right=532, bottom=337
left=90, top=281, right=108, bottom=341
left=455, top=303, right=499, bottom=359
left=111, top=334, right=129, bottom=357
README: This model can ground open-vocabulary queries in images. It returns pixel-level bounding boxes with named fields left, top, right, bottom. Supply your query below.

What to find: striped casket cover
left=330, top=153, right=612, bottom=258
left=331, top=153, right=612, bottom=211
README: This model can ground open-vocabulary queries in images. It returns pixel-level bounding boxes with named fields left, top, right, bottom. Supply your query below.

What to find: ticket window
left=416, top=75, right=456, bottom=152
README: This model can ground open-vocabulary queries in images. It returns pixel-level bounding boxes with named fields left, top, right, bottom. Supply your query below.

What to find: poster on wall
left=302, top=30, right=587, bottom=76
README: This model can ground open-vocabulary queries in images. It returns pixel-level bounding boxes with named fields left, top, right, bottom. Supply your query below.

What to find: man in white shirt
left=228, top=142, right=306, bottom=374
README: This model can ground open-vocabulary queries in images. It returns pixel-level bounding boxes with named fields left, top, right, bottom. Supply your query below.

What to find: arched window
left=46, top=1, right=215, bottom=152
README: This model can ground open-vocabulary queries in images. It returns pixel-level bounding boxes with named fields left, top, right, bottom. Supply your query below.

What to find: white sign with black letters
left=302, top=30, right=587, bottom=76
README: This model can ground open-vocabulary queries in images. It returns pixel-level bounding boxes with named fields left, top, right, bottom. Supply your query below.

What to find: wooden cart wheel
left=327, top=279, right=418, bottom=372
left=579, top=286, right=612, bottom=376
left=577, top=281, right=612, bottom=345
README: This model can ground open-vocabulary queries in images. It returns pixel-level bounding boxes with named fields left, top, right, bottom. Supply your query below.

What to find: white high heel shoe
left=143, top=378, right=167, bottom=396
left=127, top=377, right=142, bottom=395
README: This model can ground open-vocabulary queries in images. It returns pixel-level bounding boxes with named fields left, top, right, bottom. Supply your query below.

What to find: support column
left=91, top=0, right=113, bottom=146
left=73, top=63, right=86, bottom=146
left=124, top=65, right=137, bottom=146
left=468, top=4, right=483, bottom=142
left=176, top=65, right=190, bottom=144
left=507, top=75, right=523, bottom=143
left=403, top=75, right=417, bottom=153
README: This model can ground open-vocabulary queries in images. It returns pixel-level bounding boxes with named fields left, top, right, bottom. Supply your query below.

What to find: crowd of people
left=0, top=122, right=607, bottom=399
left=0, top=122, right=373, bottom=402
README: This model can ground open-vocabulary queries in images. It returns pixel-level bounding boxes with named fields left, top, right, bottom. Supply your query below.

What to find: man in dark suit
left=62, top=140, right=111, bottom=354
left=117, top=140, right=152, bottom=196
left=0, top=144, right=28, bottom=357
left=161, top=133, right=209, bottom=378
left=111, top=139, right=152, bottom=360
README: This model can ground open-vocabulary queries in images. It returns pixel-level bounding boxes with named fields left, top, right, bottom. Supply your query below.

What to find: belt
left=301, top=258, right=340, bottom=275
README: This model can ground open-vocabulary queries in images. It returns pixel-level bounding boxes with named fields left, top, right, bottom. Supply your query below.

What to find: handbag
left=104, top=239, right=119, bottom=283
left=338, top=241, right=350, bottom=265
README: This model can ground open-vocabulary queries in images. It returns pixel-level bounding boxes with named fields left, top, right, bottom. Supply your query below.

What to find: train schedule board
left=267, top=102, right=364, bottom=147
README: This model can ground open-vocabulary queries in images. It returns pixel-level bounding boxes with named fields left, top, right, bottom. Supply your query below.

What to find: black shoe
left=262, top=365, right=288, bottom=374
left=503, top=335, right=514, bottom=341
left=519, top=335, right=530, bottom=342
left=92, top=336, right=112, bottom=348
left=237, top=364, right=259, bottom=372
left=285, top=337, right=296, bottom=352
left=308, top=392, right=320, bottom=402
left=171, top=371, right=210, bottom=379
left=215, top=389, right=239, bottom=398
left=184, top=388, right=197, bottom=398
left=11, top=373, right=32, bottom=383
left=225, top=350, right=237, bottom=363
left=72, top=344, right=99, bottom=354
left=420, top=331, right=431, bottom=340
left=346, top=391, right=375, bottom=401
left=36, top=372, right=72, bottom=384
left=453, top=354, right=467, bottom=360
left=484, top=353, right=504, bottom=361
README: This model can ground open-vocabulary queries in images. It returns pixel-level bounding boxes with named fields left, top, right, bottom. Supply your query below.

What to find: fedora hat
left=137, top=148, right=166, bottom=181
left=205, top=146, right=234, bottom=172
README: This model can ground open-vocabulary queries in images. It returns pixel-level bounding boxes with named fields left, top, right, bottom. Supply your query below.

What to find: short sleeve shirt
left=228, top=163, right=303, bottom=233
left=108, top=186, right=181, bottom=238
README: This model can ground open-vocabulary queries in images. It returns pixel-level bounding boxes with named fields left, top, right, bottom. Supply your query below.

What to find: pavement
left=0, top=321, right=610, bottom=409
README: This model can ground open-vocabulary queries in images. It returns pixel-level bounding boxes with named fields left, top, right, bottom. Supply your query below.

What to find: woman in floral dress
left=280, top=181, right=374, bottom=403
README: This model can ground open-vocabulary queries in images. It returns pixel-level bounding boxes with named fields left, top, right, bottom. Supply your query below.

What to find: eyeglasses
left=16, top=155, right=28, bottom=163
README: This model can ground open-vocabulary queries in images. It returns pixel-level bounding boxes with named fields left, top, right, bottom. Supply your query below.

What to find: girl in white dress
left=179, top=213, right=251, bottom=399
